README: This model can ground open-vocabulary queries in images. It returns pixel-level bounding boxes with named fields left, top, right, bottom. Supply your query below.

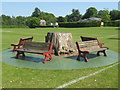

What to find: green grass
left=1, top=27, right=119, bottom=88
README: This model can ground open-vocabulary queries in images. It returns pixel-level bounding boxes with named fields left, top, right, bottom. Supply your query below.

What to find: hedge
left=104, top=21, right=120, bottom=27
left=0, top=25, right=28, bottom=28
left=36, top=25, right=59, bottom=28
left=58, top=21, right=101, bottom=27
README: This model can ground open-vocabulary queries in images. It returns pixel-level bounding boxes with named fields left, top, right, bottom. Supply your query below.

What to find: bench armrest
left=11, top=44, right=19, bottom=46
left=99, top=43, right=104, bottom=47
left=101, top=47, right=109, bottom=49
left=11, top=43, right=23, bottom=46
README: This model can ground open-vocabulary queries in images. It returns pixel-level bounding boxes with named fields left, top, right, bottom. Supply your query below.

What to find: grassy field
left=1, top=27, right=119, bottom=88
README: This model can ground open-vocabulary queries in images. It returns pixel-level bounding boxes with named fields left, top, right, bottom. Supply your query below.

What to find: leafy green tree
left=1, top=15, right=12, bottom=25
left=16, top=16, right=26, bottom=25
left=26, top=17, right=40, bottom=28
left=57, top=16, right=66, bottom=22
left=83, top=7, right=97, bottom=19
left=31, top=8, right=57, bottom=24
left=31, top=7, right=41, bottom=17
left=41, top=12, right=57, bottom=24
left=110, top=10, right=120, bottom=20
left=11, top=16, right=16, bottom=25
left=65, top=9, right=82, bottom=22
left=98, top=10, right=111, bottom=21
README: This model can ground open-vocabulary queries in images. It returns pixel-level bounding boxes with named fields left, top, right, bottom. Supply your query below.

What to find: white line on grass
left=100, top=34, right=118, bottom=38
left=54, top=62, right=119, bottom=89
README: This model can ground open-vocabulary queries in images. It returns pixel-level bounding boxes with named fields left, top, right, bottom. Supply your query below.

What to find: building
left=78, top=17, right=102, bottom=22
left=40, top=20, right=46, bottom=26
left=48, top=22, right=58, bottom=26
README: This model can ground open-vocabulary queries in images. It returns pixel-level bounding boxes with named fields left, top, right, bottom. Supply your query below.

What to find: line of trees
left=0, top=7, right=120, bottom=27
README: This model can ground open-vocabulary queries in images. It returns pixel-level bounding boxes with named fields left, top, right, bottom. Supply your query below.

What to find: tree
left=31, top=7, right=41, bottom=17
left=110, top=10, right=120, bottom=20
left=41, top=12, right=57, bottom=24
left=65, top=9, right=82, bottom=22
left=1, top=15, right=12, bottom=25
left=57, top=16, right=66, bottom=22
left=16, top=16, right=26, bottom=25
left=83, top=7, right=97, bottom=19
left=26, top=17, right=40, bottom=28
left=97, top=10, right=111, bottom=21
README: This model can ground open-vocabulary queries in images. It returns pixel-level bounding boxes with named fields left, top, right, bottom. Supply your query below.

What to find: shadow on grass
left=65, top=53, right=99, bottom=61
left=11, top=56, right=44, bottom=63
left=108, top=38, right=120, bottom=40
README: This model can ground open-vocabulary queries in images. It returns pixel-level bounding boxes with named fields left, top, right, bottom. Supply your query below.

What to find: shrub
left=104, top=21, right=120, bottom=27
left=26, top=17, right=40, bottom=28
left=36, top=25, right=59, bottom=28
left=58, top=21, right=101, bottom=27
left=0, top=25, right=28, bottom=28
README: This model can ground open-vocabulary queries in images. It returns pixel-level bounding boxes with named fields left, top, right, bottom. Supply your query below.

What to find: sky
left=1, top=1, right=119, bottom=17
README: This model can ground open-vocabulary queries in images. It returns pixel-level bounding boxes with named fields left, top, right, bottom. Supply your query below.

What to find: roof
left=78, top=17, right=102, bottom=22
left=40, top=20, right=46, bottom=22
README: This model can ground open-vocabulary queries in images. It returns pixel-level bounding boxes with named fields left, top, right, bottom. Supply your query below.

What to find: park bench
left=80, top=36, right=104, bottom=47
left=16, top=42, right=53, bottom=63
left=76, top=40, right=109, bottom=62
left=11, top=36, right=33, bottom=52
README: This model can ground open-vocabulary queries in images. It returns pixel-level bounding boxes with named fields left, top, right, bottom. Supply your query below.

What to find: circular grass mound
left=1, top=49, right=119, bottom=70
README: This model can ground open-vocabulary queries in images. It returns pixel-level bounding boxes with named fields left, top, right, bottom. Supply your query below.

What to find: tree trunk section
left=45, top=32, right=77, bottom=55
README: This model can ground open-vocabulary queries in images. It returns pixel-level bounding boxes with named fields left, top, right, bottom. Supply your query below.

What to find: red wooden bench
left=16, top=42, right=53, bottom=63
left=80, top=36, right=104, bottom=47
left=76, top=40, right=109, bottom=62
left=11, top=36, right=33, bottom=52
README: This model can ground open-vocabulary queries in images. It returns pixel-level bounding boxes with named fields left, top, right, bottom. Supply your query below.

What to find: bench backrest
left=76, top=40, right=100, bottom=51
left=23, top=42, right=53, bottom=52
left=80, top=36, right=98, bottom=41
left=19, top=36, right=33, bottom=45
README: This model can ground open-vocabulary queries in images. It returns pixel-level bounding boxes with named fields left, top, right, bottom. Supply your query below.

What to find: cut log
left=45, top=32, right=77, bottom=55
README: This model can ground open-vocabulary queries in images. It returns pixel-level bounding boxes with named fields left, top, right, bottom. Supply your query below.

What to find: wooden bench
left=76, top=40, right=109, bottom=62
left=80, top=36, right=104, bottom=47
left=11, top=36, right=33, bottom=52
left=16, top=42, right=53, bottom=63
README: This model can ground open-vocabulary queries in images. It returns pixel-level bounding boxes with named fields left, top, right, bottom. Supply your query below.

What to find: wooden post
left=45, top=32, right=77, bottom=55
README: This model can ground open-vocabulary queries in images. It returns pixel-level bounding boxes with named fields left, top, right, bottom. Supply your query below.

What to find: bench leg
left=77, top=54, right=80, bottom=60
left=43, top=54, right=52, bottom=63
left=16, top=51, right=25, bottom=58
left=77, top=55, right=80, bottom=60
left=12, top=46, right=17, bottom=52
left=103, top=50, right=107, bottom=56
left=84, top=56, right=88, bottom=62
left=49, top=54, right=52, bottom=61
left=77, top=53, right=88, bottom=62
left=97, top=51, right=100, bottom=56
left=97, top=50, right=107, bottom=56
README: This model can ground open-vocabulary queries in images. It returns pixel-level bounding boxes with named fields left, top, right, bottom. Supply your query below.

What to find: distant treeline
left=0, top=7, right=120, bottom=28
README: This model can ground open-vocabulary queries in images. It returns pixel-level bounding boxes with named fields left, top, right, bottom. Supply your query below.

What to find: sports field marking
left=0, top=43, right=9, bottom=45
left=100, top=34, right=118, bottom=38
left=54, top=62, right=119, bottom=89
left=0, top=31, right=11, bottom=32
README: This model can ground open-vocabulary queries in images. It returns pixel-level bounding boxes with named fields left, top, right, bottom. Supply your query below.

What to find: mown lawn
left=1, top=27, right=119, bottom=88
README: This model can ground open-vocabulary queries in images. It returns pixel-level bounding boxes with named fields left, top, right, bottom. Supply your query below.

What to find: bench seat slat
left=23, top=42, right=49, bottom=51
left=17, top=49, right=48, bottom=54
left=81, top=47, right=107, bottom=53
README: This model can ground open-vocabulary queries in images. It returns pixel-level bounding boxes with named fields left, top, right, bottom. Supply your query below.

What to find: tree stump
left=45, top=32, right=77, bottom=55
